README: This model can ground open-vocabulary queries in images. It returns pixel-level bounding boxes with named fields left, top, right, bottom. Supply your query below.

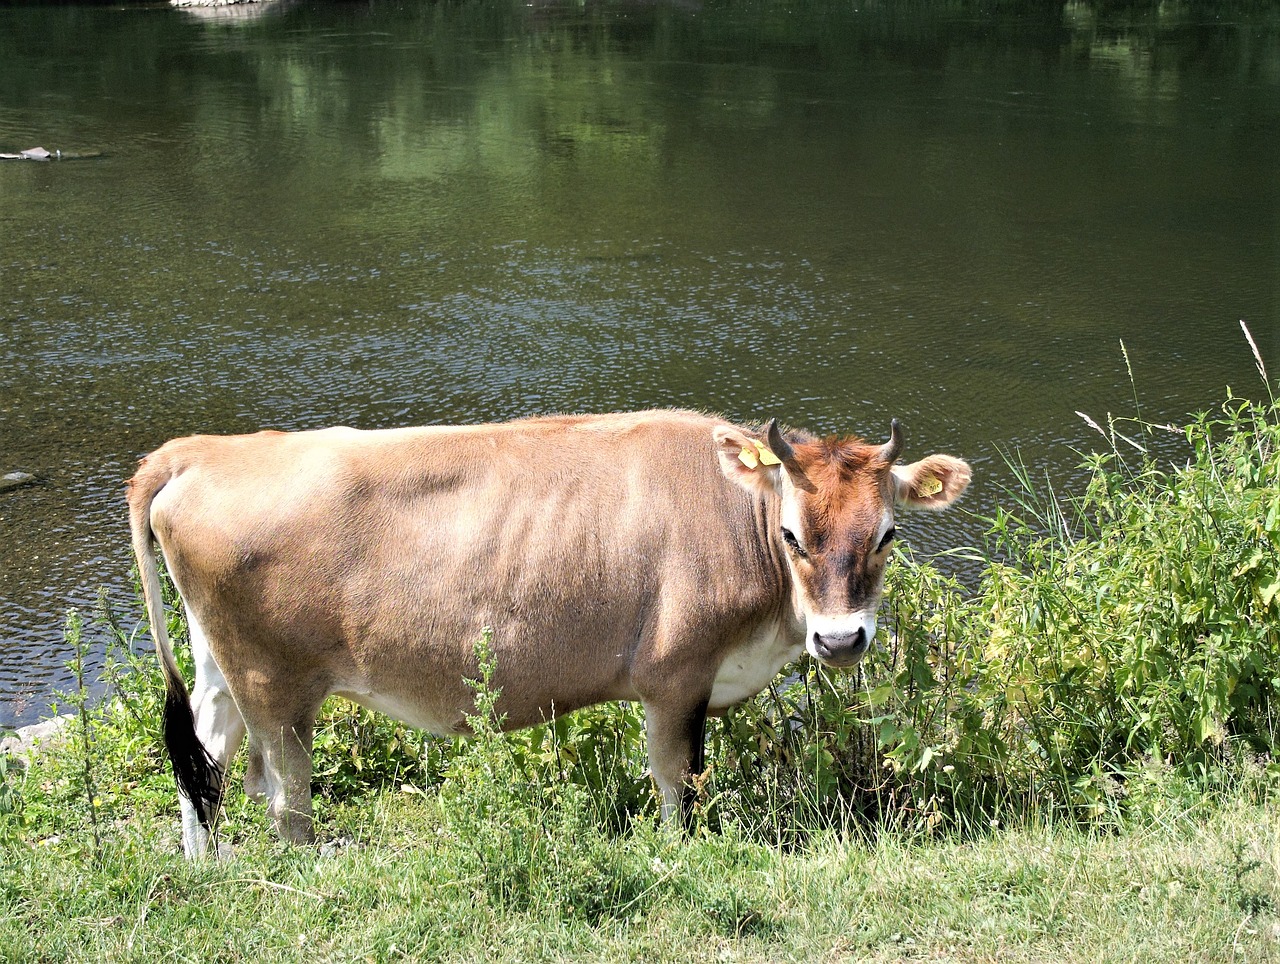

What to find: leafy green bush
left=697, top=334, right=1279, bottom=834
left=760, top=384, right=1280, bottom=830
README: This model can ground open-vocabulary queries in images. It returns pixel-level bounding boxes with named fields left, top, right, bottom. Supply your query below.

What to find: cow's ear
left=891, top=455, right=971, bottom=510
left=714, top=425, right=784, bottom=495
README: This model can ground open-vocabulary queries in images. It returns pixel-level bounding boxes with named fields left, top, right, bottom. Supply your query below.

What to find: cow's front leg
left=642, top=696, right=709, bottom=830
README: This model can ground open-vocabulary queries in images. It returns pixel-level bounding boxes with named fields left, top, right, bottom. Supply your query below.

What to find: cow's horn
left=880, top=419, right=904, bottom=463
left=765, top=418, right=794, bottom=463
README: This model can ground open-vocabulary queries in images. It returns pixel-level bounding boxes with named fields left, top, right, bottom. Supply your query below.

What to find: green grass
left=1, top=769, right=1277, bottom=962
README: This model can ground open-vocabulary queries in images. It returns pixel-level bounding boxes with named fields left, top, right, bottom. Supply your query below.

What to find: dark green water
left=2, top=0, right=1277, bottom=725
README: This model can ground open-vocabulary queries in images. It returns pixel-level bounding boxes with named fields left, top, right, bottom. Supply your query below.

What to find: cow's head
left=715, top=419, right=970, bottom=668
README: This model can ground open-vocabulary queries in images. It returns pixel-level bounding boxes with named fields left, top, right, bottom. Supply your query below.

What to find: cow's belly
left=708, top=619, right=802, bottom=712
left=333, top=686, right=470, bottom=736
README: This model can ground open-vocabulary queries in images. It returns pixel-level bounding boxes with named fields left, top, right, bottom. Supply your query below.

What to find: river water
left=1, top=0, right=1277, bottom=726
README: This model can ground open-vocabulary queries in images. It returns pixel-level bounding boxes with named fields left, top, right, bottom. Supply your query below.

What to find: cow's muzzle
left=810, top=628, right=870, bottom=667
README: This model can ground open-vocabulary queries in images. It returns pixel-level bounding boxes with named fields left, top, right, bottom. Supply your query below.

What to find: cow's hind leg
left=642, top=696, right=709, bottom=831
left=249, top=715, right=318, bottom=845
left=243, top=737, right=267, bottom=802
left=181, top=616, right=247, bottom=858
left=230, top=662, right=324, bottom=846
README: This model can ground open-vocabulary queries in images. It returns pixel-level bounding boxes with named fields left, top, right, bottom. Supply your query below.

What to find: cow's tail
left=127, top=460, right=222, bottom=828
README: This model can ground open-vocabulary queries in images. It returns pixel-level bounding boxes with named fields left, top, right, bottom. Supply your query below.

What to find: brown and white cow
left=127, top=410, right=970, bottom=856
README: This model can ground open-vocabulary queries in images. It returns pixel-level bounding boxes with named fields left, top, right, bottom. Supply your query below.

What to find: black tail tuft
left=162, top=687, right=223, bottom=827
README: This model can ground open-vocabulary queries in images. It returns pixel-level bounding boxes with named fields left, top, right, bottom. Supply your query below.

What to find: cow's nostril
left=814, top=624, right=865, bottom=647
left=812, top=627, right=867, bottom=660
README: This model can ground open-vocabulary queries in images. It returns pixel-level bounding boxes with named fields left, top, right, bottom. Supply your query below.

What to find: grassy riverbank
left=3, top=666, right=1279, bottom=961
left=4, top=355, right=1280, bottom=960
left=2, top=784, right=1277, bottom=961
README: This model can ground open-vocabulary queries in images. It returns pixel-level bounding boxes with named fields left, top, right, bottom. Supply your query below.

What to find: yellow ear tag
left=917, top=475, right=943, bottom=497
left=738, top=447, right=760, bottom=469
left=754, top=441, right=782, bottom=466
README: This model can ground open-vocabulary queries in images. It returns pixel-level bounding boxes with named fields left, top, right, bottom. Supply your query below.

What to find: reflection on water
left=1, top=0, right=1277, bottom=725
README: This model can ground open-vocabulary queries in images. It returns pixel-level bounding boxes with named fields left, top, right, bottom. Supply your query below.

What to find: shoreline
left=0, top=715, right=73, bottom=763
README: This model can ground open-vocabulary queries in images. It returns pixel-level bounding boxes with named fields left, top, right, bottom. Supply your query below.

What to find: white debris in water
left=0, top=472, right=36, bottom=493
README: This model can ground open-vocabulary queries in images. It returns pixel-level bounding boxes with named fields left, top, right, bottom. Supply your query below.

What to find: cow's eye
left=781, top=528, right=807, bottom=558
left=877, top=526, right=897, bottom=552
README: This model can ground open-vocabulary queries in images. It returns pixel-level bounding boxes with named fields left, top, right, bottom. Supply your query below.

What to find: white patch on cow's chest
left=709, top=619, right=803, bottom=712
